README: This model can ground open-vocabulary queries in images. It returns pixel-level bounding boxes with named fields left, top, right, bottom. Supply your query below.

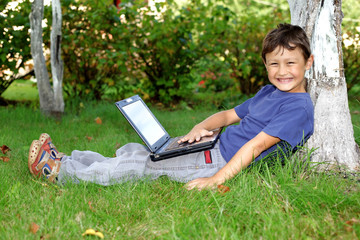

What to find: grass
left=1, top=80, right=39, bottom=101
left=1, top=100, right=360, bottom=239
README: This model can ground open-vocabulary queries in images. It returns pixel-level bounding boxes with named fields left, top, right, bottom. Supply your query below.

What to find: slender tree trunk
left=30, top=0, right=65, bottom=116
left=29, top=0, right=55, bottom=115
left=288, top=0, right=360, bottom=171
left=51, top=0, right=65, bottom=113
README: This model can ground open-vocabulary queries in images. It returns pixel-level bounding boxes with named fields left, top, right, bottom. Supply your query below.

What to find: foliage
left=59, top=0, right=135, bottom=101
left=342, top=23, right=360, bottom=93
left=0, top=0, right=33, bottom=94
left=215, top=0, right=289, bottom=95
left=1, top=0, right=360, bottom=107
left=116, top=0, right=236, bottom=104
left=188, top=0, right=289, bottom=107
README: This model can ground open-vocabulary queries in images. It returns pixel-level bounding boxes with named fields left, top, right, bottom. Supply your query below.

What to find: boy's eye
left=288, top=62, right=295, bottom=65
left=270, top=63, right=278, bottom=66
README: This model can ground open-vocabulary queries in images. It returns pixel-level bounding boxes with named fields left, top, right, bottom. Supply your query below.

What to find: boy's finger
left=203, top=131, right=214, bottom=137
left=178, top=137, right=187, bottom=143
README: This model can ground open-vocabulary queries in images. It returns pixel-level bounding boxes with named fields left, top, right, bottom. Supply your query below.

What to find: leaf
left=82, top=229, right=104, bottom=239
left=29, top=222, right=39, bottom=234
left=0, top=156, right=10, bottom=162
left=345, top=218, right=360, bottom=226
left=114, top=142, right=122, bottom=149
left=0, top=145, right=11, bottom=154
left=95, top=117, right=102, bottom=125
left=88, top=201, right=94, bottom=210
left=86, top=136, right=93, bottom=142
left=217, top=184, right=230, bottom=194
left=344, top=218, right=360, bottom=232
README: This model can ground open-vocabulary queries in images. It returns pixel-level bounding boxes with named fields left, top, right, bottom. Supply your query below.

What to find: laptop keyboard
left=165, top=137, right=191, bottom=150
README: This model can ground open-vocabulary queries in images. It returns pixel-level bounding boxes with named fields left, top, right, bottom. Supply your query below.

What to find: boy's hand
left=185, top=177, right=222, bottom=191
left=178, top=127, right=214, bottom=144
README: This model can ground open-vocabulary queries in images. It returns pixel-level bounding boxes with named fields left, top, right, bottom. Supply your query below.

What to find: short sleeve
left=234, top=98, right=252, bottom=119
left=234, top=85, right=276, bottom=119
left=262, top=103, right=314, bottom=148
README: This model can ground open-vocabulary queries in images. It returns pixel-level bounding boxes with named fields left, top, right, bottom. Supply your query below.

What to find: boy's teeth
left=278, top=78, right=291, bottom=82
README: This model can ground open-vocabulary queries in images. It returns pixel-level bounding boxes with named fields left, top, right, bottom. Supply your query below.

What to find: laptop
left=115, top=95, right=222, bottom=161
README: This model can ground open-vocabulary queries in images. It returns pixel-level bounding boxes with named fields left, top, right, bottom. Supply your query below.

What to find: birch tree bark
left=288, top=0, right=360, bottom=171
left=30, top=0, right=55, bottom=114
left=30, top=0, right=64, bottom=115
left=51, top=0, right=65, bottom=113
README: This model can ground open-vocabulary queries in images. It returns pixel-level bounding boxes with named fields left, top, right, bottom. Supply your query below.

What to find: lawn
left=1, top=79, right=39, bottom=101
left=0, top=88, right=360, bottom=239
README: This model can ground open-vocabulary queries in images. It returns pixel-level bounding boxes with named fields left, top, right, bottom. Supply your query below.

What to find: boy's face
left=264, top=46, right=314, bottom=93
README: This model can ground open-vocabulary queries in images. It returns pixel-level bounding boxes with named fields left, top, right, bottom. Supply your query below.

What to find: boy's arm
left=179, top=109, right=240, bottom=143
left=185, top=131, right=281, bottom=190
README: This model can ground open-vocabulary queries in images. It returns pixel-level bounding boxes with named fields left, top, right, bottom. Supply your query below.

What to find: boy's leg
left=58, top=142, right=226, bottom=185
left=29, top=133, right=226, bottom=185
left=144, top=142, right=226, bottom=182
left=58, top=143, right=150, bottom=185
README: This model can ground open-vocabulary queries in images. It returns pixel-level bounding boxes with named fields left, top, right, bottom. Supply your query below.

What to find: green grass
left=1, top=80, right=39, bottom=101
left=1, top=102, right=360, bottom=239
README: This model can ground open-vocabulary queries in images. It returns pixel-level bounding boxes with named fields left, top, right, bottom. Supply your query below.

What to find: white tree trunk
left=30, top=0, right=55, bottom=114
left=288, top=0, right=360, bottom=171
left=51, top=0, right=64, bottom=113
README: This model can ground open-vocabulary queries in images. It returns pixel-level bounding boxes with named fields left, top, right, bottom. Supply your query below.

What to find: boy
left=28, top=23, right=314, bottom=190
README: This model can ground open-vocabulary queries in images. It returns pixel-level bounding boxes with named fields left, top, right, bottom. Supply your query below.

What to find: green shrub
left=2, top=0, right=359, bottom=108
left=342, top=22, right=360, bottom=95
left=211, top=3, right=290, bottom=95
left=116, top=0, right=235, bottom=104
left=60, top=0, right=136, bottom=101
left=0, top=0, right=33, bottom=94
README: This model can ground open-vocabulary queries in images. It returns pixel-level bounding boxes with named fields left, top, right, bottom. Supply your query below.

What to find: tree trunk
left=288, top=0, right=360, bottom=171
left=30, top=0, right=65, bottom=116
left=51, top=0, right=65, bottom=113
left=30, top=0, right=55, bottom=115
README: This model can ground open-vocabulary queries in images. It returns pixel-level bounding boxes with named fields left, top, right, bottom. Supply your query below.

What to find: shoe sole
left=28, top=140, right=41, bottom=175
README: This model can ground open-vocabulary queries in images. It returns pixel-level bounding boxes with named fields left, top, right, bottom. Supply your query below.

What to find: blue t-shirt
left=219, top=84, right=314, bottom=162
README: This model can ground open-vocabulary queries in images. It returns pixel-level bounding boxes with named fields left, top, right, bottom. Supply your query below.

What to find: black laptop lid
left=115, top=95, right=171, bottom=152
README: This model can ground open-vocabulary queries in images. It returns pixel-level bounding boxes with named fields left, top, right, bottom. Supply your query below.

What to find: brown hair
left=262, top=23, right=311, bottom=63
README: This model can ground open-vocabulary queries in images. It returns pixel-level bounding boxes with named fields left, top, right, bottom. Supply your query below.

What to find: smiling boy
left=183, top=23, right=314, bottom=190
left=28, top=23, right=314, bottom=190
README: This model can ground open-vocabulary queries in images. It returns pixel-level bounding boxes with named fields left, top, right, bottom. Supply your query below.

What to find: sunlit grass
left=0, top=103, right=360, bottom=239
left=1, top=79, right=39, bottom=101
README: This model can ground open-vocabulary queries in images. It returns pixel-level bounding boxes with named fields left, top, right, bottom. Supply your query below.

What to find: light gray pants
left=58, top=142, right=226, bottom=186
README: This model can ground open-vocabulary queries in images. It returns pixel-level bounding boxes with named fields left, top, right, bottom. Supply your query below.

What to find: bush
left=116, top=0, right=236, bottom=105
left=60, top=0, right=136, bottom=101
left=188, top=1, right=289, bottom=108
left=342, top=23, right=360, bottom=95
left=59, top=0, right=237, bottom=105
left=3, top=0, right=359, bottom=108
left=211, top=2, right=290, bottom=95
left=0, top=0, right=33, bottom=94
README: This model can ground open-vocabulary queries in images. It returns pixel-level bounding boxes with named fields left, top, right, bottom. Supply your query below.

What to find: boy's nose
left=278, top=65, right=288, bottom=75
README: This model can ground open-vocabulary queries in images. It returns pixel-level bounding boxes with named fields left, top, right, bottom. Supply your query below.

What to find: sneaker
left=39, top=133, right=64, bottom=162
left=28, top=134, right=64, bottom=182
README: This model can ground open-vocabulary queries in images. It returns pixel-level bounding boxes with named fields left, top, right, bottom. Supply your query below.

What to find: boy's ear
left=305, top=54, right=314, bottom=70
left=263, top=59, right=268, bottom=70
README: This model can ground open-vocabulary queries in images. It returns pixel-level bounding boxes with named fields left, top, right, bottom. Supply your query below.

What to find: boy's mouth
left=277, top=78, right=293, bottom=83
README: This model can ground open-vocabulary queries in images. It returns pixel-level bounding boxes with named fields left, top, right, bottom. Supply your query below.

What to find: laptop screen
left=122, top=100, right=166, bottom=145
